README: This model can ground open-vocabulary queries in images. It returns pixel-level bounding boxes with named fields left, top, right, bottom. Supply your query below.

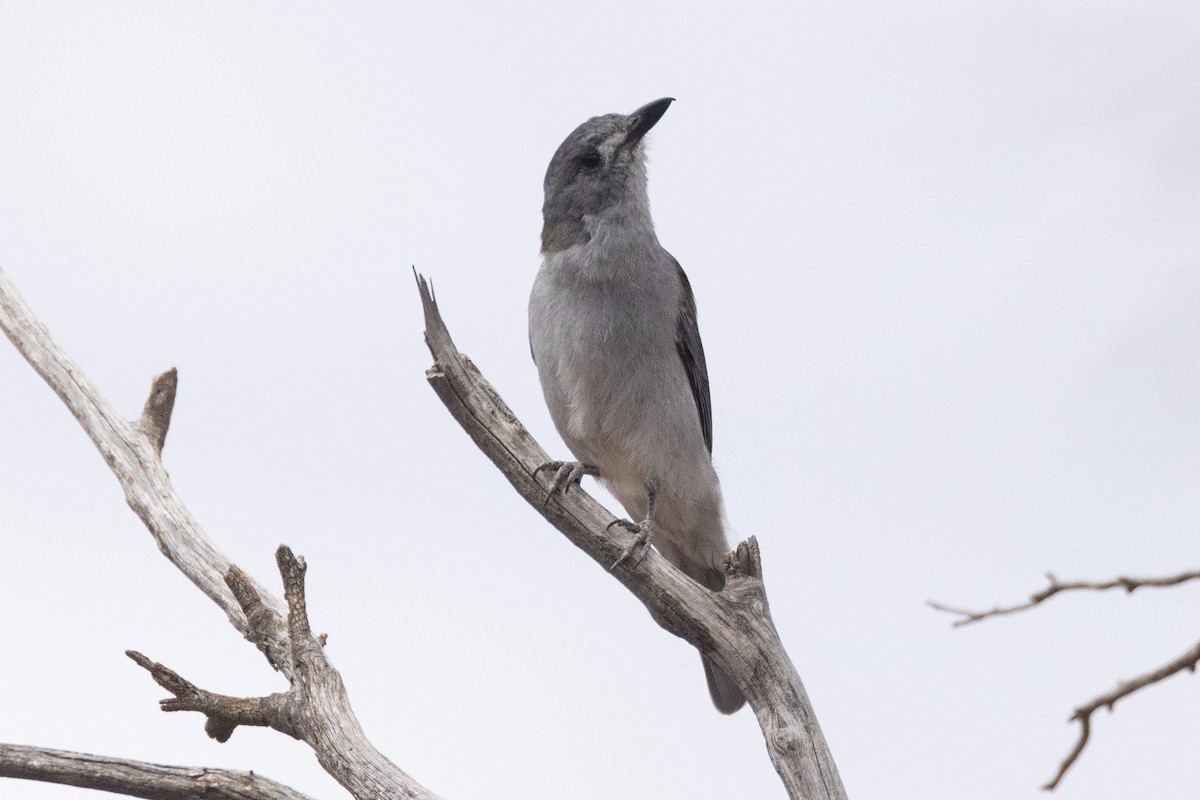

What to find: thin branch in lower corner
left=1043, top=713, right=1091, bottom=792
left=1042, top=638, right=1200, bottom=791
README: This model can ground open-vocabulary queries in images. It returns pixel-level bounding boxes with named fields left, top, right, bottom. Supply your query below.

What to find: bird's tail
left=607, top=481, right=746, bottom=713
left=703, top=655, right=746, bottom=714
left=696, top=564, right=746, bottom=715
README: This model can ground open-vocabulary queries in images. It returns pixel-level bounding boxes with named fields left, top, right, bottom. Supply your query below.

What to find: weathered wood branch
left=125, top=650, right=297, bottom=742
left=0, top=267, right=443, bottom=800
left=0, top=744, right=317, bottom=800
left=416, top=273, right=846, bottom=800
left=123, top=546, right=439, bottom=799
left=2, top=265, right=841, bottom=800
left=0, top=268, right=293, bottom=676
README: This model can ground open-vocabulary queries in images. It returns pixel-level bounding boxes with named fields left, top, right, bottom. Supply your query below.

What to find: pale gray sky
left=2, top=3, right=1198, bottom=799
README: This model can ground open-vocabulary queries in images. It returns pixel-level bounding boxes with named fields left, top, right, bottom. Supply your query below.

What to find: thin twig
left=931, top=567, right=1200, bottom=789
left=1043, top=639, right=1200, bottom=790
left=928, top=569, right=1200, bottom=627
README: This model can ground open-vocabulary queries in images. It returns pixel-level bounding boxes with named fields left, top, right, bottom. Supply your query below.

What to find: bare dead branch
left=129, top=543, right=440, bottom=800
left=2, top=265, right=842, bottom=800
left=0, top=743, right=315, bottom=800
left=415, top=272, right=845, bottom=800
left=1042, top=639, right=1200, bottom=790
left=1044, top=714, right=1090, bottom=794
left=0, top=266, right=444, bottom=800
left=0, top=268, right=293, bottom=676
left=931, top=566, right=1200, bottom=789
left=279, top=547, right=316, bottom=644
left=125, top=650, right=296, bottom=742
left=928, top=568, right=1200, bottom=627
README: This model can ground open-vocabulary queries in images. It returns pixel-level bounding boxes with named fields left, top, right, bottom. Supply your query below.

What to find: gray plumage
left=528, top=98, right=745, bottom=715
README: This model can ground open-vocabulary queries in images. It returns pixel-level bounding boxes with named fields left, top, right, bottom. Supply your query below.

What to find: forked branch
left=0, top=267, right=443, bottom=800
left=0, top=268, right=293, bottom=675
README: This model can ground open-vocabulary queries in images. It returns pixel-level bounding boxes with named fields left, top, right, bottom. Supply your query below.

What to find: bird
left=527, top=98, right=745, bottom=714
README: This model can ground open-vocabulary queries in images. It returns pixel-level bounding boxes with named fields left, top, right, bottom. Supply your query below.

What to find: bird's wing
left=672, top=256, right=713, bottom=454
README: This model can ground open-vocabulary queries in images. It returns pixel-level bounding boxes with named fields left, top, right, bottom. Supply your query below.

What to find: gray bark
left=0, top=267, right=443, bottom=800
left=0, top=744, right=316, bottom=800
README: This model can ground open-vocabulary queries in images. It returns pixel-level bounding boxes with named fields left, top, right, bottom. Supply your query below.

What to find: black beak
left=625, top=97, right=674, bottom=146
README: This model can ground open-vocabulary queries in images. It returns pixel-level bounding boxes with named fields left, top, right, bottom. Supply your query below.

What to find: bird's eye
left=580, top=152, right=602, bottom=169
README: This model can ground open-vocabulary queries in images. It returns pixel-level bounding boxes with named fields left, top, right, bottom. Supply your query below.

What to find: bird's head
left=541, top=97, right=674, bottom=254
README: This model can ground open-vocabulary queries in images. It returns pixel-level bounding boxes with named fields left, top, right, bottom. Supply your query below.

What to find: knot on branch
left=768, top=724, right=803, bottom=756
left=204, top=717, right=239, bottom=743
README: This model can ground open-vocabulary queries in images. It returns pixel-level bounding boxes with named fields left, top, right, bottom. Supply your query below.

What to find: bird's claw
left=609, top=519, right=653, bottom=571
left=534, top=460, right=598, bottom=508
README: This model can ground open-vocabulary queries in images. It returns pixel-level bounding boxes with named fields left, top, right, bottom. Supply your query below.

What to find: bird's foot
left=534, top=460, right=598, bottom=508
left=609, top=518, right=654, bottom=571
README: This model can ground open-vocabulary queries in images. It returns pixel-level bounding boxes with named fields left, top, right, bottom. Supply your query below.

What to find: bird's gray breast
left=528, top=245, right=681, bottom=466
